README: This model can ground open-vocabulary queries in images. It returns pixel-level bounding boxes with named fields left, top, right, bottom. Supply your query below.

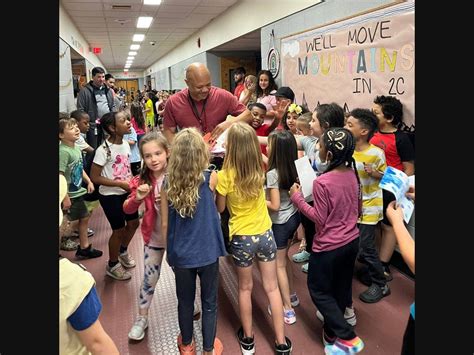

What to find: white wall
left=146, top=0, right=319, bottom=73
left=260, top=0, right=397, bottom=86
left=169, top=53, right=208, bottom=90
left=59, top=4, right=105, bottom=69
left=59, top=38, right=76, bottom=113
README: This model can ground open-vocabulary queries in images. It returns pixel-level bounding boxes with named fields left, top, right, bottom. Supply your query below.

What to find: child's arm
left=266, top=187, right=280, bottom=212
left=82, top=170, right=95, bottom=194
left=59, top=172, right=72, bottom=210
left=215, top=192, right=226, bottom=213
left=90, top=163, right=131, bottom=192
left=209, top=170, right=218, bottom=192
left=257, top=136, right=268, bottom=146
left=290, top=181, right=329, bottom=225
left=77, top=318, right=119, bottom=354
left=363, top=163, right=384, bottom=180
left=160, top=189, right=169, bottom=248
left=386, top=200, right=415, bottom=273
left=402, top=161, right=415, bottom=176
left=261, top=153, right=268, bottom=166
left=123, top=178, right=151, bottom=214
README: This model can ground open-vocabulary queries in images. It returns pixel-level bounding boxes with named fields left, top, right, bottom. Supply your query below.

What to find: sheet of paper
left=379, top=166, right=414, bottom=223
left=210, top=129, right=228, bottom=154
left=294, top=157, right=316, bottom=201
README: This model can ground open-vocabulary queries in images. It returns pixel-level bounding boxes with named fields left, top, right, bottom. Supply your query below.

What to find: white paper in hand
left=211, top=129, right=228, bottom=154
left=294, top=157, right=316, bottom=201
left=379, top=166, right=414, bottom=223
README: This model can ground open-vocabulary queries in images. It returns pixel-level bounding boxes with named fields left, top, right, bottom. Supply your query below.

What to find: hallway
left=61, top=206, right=414, bottom=354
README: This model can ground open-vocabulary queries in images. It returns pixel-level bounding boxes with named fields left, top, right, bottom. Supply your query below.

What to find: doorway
left=115, top=79, right=139, bottom=104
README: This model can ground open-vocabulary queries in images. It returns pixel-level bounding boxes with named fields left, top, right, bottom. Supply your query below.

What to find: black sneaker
left=76, top=244, right=103, bottom=259
left=359, top=284, right=391, bottom=303
left=237, top=326, right=255, bottom=354
left=275, top=336, right=292, bottom=354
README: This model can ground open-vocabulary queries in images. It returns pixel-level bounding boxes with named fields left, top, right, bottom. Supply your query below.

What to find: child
left=70, top=109, right=94, bottom=155
left=344, top=109, right=390, bottom=303
left=295, top=112, right=312, bottom=137
left=90, top=111, right=140, bottom=281
left=123, top=132, right=169, bottom=341
left=292, top=103, right=345, bottom=273
left=130, top=101, right=147, bottom=143
left=123, top=111, right=141, bottom=176
left=239, top=75, right=257, bottom=106
left=215, top=122, right=292, bottom=354
left=265, top=130, right=301, bottom=324
left=289, top=127, right=364, bottom=354
left=59, top=175, right=119, bottom=355
left=370, top=95, right=415, bottom=280
left=161, top=128, right=227, bottom=355
left=249, top=102, right=279, bottom=156
left=59, top=115, right=102, bottom=259
left=283, top=103, right=303, bottom=135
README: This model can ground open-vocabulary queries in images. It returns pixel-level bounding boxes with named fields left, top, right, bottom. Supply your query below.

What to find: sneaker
left=290, top=293, right=300, bottom=307
left=275, top=336, right=292, bottom=354
left=284, top=309, right=296, bottom=325
left=71, top=228, right=95, bottom=238
left=292, top=250, right=310, bottom=263
left=359, top=284, right=391, bottom=303
left=301, top=262, right=308, bottom=273
left=118, top=252, right=136, bottom=268
left=324, top=336, right=364, bottom=354
left=268, top=306, right=296, bottom=325
left=177, top=334, right=196, bottom=355
left=316, top=307, right=357, bottom=326
left=128, top=315, right=148, bottom=341
left=75, top=244, right=103, bottom=259
left=383, top=265, right=394, bottom=282
left=60, top=237, right=78, bottom=251
left=322, top=329, right=336, bottom=346
left=237, top=326, right=255, bottom=355
left=106, top=262, right=132, bottom=280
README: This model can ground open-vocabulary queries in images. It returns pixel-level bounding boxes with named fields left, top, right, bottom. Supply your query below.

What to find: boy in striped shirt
left=345, top=108, right=390, bottom=304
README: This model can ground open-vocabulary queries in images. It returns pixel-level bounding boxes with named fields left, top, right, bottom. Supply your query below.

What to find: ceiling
left=61, top=0, right=262, bottom=71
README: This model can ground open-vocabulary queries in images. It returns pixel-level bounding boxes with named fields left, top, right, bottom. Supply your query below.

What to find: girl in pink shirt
left=123, top=131, right=169, bottom=341
left=289, top=127, right=364, bottom=354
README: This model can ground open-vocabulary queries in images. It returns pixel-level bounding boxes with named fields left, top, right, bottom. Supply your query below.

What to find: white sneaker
left=118, top=252, right=136, bottom=268
left=316, top=306, right=357, bottom=326
left=128, top=315, right=148, bottom=340
left=106, top=262, right=132, bottom=280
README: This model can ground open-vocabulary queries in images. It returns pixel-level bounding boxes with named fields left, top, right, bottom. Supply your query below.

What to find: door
left=115, top=79, right=139, bottom=105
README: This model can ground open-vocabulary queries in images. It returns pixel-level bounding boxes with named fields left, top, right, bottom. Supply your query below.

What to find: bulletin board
left=281, top=1, right=414, bottom=128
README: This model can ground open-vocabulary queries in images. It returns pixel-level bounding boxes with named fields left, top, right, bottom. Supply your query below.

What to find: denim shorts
left=272, top=212, right=301, bottom=249
left=230, top=229, right=277, bottom=267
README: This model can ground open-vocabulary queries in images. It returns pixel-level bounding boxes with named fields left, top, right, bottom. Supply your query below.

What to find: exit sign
left=92, top=47, right=102, bottom=54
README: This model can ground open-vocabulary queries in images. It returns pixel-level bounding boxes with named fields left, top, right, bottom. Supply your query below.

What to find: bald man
left=163, top=62, right=252, bottom=144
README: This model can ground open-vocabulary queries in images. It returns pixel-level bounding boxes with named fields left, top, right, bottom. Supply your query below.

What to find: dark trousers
left=357, top=224, right=386, bottom=287
left=174, top=260, right=219, bottom=352
left=401, top=315, right=414, bottom=355
left=307, top=237, right=359, bottom=340
left=301, top=201, right=316, bottom=254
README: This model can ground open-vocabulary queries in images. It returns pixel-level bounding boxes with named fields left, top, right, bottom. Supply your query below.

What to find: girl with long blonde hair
left=161, top=127, right=226, bottom=355
left=215, top=122, right=292, bottom=354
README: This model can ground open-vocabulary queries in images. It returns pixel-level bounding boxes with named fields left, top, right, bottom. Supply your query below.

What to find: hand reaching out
left=289, top=182, right=301, bottom=197
left=136, top=184, right=151, bottom=201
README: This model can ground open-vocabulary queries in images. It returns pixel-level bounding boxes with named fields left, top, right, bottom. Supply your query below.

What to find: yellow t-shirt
left=145, top=99, right=155, bottom=127
left=216, top=169, right=272, bottom=239
left=353, top=144, right=387, bottom=225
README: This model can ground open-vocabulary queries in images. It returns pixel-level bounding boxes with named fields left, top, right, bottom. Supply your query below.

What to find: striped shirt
left=353, top=144, right=387, bottom=225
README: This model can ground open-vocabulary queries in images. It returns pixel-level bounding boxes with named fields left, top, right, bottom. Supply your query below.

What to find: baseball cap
left=274, top=86, right=295, bottom=102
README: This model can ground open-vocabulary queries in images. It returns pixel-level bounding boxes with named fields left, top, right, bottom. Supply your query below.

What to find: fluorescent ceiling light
left=128, top=51, right=137, bottom=56
left=144, top=0, right=162, bottom=4
left=127, top=56, right=135, bottom=60
left=124, top=69, right=129, bottom=72
left=126, top=61, right=133, bottom=65
left=125, top=65, right=131, bottom=69
left=133, top=34, right=145, bottom=42
left=137, top=16, right=153, bottom=29
left=130, top=44, right=140, bottom=50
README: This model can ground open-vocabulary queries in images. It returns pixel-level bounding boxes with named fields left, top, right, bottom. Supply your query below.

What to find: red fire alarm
left=92, top=47, right=102, bottom=54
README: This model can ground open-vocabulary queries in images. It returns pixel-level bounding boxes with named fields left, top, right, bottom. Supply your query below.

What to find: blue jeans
left=174, top=260, right=219, bottom=351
